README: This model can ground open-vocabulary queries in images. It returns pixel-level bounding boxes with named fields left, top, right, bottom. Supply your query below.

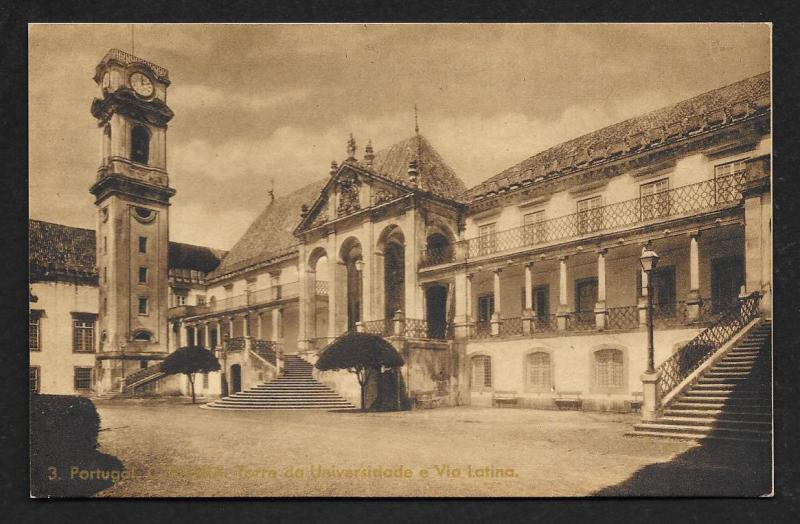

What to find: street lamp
left=639, top=247, right=660, bottom=373
left=221, top=333, right=230, bottom=397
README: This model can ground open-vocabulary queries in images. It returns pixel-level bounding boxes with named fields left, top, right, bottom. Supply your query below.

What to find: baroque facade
left=30, top=49, right=772, bottom=414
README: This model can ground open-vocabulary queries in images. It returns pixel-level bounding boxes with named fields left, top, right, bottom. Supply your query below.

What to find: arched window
left=471, top=355, right=492, bottom=389
left=526, top=352, right=552, bottom=390
left=102, top=124, right=111, bottom=165
left=131, top=124, right=150, bottom=165
left=133, top=330, right=152, bottom=342
left=594, top=348, right=624, bottom=389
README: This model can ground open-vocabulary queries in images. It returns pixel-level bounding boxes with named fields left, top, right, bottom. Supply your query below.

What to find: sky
left=28, top=24, right=770, bottom=250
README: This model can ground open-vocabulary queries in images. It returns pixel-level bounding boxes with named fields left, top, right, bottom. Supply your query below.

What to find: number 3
left=47, top=466, right=57, bottom=480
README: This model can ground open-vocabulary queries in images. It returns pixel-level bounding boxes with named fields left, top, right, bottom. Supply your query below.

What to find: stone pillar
left=216, top=319, right=222, bottom=349
left=595, top=249, right=608, bottom=330
left=204, top=323, right=210, bottom=349
left=362, top=219, right=374, bottom=322
left=228, top=317, right=234, bottom=340
left=404, top=205, right=424, bottom=319
left=243, top=313, right=250, bottom=337
left=256, top=311, right=263, bottom=339
left=176, top=320, right=183, bottom=349
left=297, top=246, right=310, bottom=351
left=453, top=271, right=471, bottom=339
left=272, top=308, right=282, bottom=342
left=557, top=255, right=570, bottom=330
left=327, top=233, right=339, bottom=338
left=393, top=309, right=405, bottom=337
left=685, top=232, right=702, bottom=322
left=743, top=156, right=772, bottom=317
left=640, top=370, right=662, bottom=421
left=490, top=269, right=503, bottom=336
left=522, top=262, right=535, bottom=335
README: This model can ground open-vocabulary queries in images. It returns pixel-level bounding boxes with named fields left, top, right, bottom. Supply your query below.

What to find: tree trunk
left=188, top=374, right=196, bottom=404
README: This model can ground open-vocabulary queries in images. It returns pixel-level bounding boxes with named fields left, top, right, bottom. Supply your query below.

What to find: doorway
left=231, top=364, right=242, bottom=394
left=711, top=256, right=744, bottom=312
left=426, top=285, right=448, bottom=338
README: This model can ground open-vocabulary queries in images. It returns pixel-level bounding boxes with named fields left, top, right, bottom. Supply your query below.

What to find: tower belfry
left=89, top=48, right=176, bottom=393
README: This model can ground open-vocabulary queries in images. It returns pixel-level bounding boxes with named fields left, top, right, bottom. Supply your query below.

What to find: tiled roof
left=466, top=72, right=771, bottom=201
left=368, top=134, right=466, bottom=201
left=207, top=179, right=329, bottom=280
left=29, top=219, right=224, bottom=280
left=209, top=134, right=467, bottom=279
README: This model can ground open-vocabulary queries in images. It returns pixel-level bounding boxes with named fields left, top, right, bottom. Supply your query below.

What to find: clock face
left=130, top=72, right=154, bottom=97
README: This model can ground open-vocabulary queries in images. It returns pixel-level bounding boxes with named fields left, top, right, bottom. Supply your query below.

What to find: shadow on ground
left=31, top=394, right=124, bottom=497
left=594, top=438, right=772, bottom=496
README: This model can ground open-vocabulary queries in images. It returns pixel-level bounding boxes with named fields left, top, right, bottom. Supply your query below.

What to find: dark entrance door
left=711, top=256, right=744, bottom=312
left=426, top=285, right=448, bottom=338
left=575, top=278, right=598, bottom=313
left=534, top=286, right=549, bottom=319
left=231, top=364, right=242, bottom=394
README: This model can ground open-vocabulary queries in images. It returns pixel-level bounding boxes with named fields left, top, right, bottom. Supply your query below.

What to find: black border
left=3, top=1, right=800, bottom=522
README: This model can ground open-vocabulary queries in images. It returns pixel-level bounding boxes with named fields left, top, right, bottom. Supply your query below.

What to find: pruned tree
left=160, top=346, right=221, bottom=403
left=315, top=332, right=404, bottom=411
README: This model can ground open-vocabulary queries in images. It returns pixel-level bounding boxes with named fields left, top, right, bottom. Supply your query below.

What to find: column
left=256, top=311, right=263, bottom=339
left=557, top=255, right=570, bottom=330
left=327, top=233, right=339, bottom=338
left=297, top=246, right=310, bottom=352
left=685, top=232, right=702, bottom=322
left=491, top=268, right=503, bottom=336
left=522, top=262, right=535, bottom=335
left=204, top=323, right=210, bottom=349
left=176, top=320, right=183, bottom=349
left=453, top=270, right=470, bottom=339
left=595, top=249, right=608, bottom=330
left=742, top=156, right=771, bottom=316
left=216, top=319, right=222, bottom=349
left=243, top=313, right=250, bottom=337
left=361, top=219, right=374, bottom=322
left=272, top=308, right=282, bottom=342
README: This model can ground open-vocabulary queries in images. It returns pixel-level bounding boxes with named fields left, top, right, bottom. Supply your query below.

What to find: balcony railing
left=362, top=319, right=393, bottom=337
left=227, top=336, right=246, bottom=352
left=454, top=173, right=746, bottom=261
left=419, top=245, right=456, bottom=268
left=500, top=317, right=523, bottom=337
left=206, top=281, right=310, bottom=314
left=252, top=339, right=281, bottom=366
left=657, top=292, right=762, bottom=399
left=606, top=306, right=639, bottom=330
left=565, top=311, right=596, bottom=331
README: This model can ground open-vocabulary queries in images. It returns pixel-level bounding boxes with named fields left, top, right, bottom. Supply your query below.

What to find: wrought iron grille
left=362, top=319, right=393, bottom=337
left=252, top=339, right=280, bottom=365
left=419, top=245, right=455, bottom=268
left=534, top=314, right=559, bottom=334
left=459, top=173, right=746, bottom=260
left=500, top=317, right=523, bottom=337
left=566, top=311, right=596, bottom=331
left=471, top=321, right=493, bottom=339
left=606, top=306, right=640, bottom=330
left=656, top=292, right=762, bottom=399
left=314, top=281, right=329, bottom=296
left=403, top=318, right=452, bottom=340
left=227, top=336, right=245, bottom=352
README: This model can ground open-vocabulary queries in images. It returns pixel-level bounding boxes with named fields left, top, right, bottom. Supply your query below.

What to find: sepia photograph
left=28, top=23, right=772, bottom=497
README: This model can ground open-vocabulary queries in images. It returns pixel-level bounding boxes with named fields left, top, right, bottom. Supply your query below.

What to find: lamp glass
left=639, top=249, right=660, bottom=272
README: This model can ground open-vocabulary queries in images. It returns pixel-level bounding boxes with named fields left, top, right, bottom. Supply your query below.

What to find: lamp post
left=639, top=246, right=661, bottom=421
left=639, top=247, right=660, bottom=373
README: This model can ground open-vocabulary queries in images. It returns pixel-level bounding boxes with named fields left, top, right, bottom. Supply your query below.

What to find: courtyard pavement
left=87, top=399, right=772, bottom=497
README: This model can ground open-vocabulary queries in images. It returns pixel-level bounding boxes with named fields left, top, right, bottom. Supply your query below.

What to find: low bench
left=492, top=390, right=519, bottom=407
left=412, top=390, right=443, bottom=409
left=554, top=390, right=583, bottom=410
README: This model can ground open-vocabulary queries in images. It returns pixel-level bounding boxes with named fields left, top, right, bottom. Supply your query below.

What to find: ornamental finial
left=346, top=133, right=356, bottom=161
left=364, top=139, right=375, bottom=168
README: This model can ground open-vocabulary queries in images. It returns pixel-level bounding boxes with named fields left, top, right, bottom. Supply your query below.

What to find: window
left=476, top=294, right=494, bottom=337
left=224, top=284, right=233, bottom=299
left=103, top=266, right=107, bottom=283
left=594, top=348, right=624, bottom=389
left=175, top=294, right=187, bottom=306
left=131, top=125, right=150, bottom=165
left=72, top=315, right=96, bottom=353
left=133, top=330, right=152, bottom=342
left=577, top=195, right=603, bottom=234
left=138, top=297, right=149, bottom=315
left=74, top=367, right=93, bottom=391
left=202, top=372, right=209, bottom=389
left=477, top=222, right=497, bottom=255
left=103, top=235, right=107, bottom=254
left=471, top=355, right=492, bottom=389
left=138, top=236, right=148, bottom=253
left=30, top=310, right=42, bottom=351
left=30, top=367, right=40, bottom=394
left=640, top=178, right=670, bottom=220
left=523, top=210, right=546, bottom=245
left=534, top=286, right=550, bottom=320
left=526, top=352, right=552, bottom=390
left=714, top=159, right=748, bottom=203
left=138, top=267, right=148, bottom=284
left=196, top=295, right=206, bottom=306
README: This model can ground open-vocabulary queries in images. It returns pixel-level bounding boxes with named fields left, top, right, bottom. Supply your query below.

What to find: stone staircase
left=630, top=320, right=771, bottom=442
left=94, top=363, right=165, bottom=399
left=204, top=354, right=355, bottom=411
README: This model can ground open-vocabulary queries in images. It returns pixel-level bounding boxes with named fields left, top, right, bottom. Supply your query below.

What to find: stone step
left=652, top=416, right=771, bottom=428
left=626, top=430, right=770, bottom=443
left=633, top=422, right=771, bottom=437
left=663, top=409, right=771, bottom=421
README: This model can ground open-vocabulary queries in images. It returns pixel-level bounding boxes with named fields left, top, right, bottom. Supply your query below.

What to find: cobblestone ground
left=85, top=400, right=770, bottom=497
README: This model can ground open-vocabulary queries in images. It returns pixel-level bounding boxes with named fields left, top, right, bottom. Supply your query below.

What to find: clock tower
left=89, top=49, right=176, bottom=393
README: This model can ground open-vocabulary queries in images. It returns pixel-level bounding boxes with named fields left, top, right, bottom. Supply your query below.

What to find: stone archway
left=377, top=225, right=406, bottom=321
left=339, top=237, right=363, bottom=332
